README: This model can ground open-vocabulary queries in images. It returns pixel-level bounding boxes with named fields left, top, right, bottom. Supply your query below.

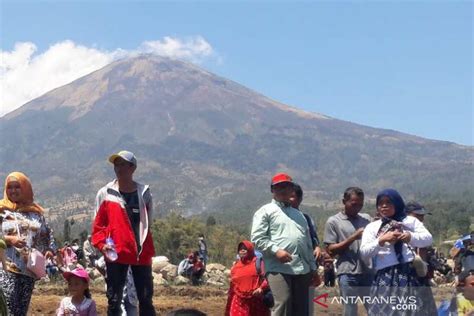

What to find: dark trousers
left=106, top=262, right=156, bottom=316
left=324, top=269, right=335, bottom=287
left=267, top=272, right=313, bottom=316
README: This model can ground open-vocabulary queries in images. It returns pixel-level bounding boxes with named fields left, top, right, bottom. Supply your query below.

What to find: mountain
left=1, top=55, right=472, bottom=224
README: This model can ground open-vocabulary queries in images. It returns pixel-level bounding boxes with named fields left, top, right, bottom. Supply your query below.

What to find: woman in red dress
left=225, top=240, right=270, bottom=316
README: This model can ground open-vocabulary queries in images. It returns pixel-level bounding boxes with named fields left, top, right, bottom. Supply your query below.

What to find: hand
left=101, top=244, right=114, bottom=254
left=313, top=246, right=322, bottom=260
left=5, top=235, right=26, bottom=248
left=378, top=231, right=401, bottom=246
left=275, top=249, right=292, bottom=263
left=312, top=270, right=322, bottom=287
left=252, top=287, right=263, bottom=296
left=353, top=228, right=364, bottom=240
left=398, top=232, right=411, bottom=243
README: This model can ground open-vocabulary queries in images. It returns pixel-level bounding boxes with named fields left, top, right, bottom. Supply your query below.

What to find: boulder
left=206, top=263, right=226, bottom=272
left=175, top=275, right=191, bottom=285
left=160, top=264, right=177, bottom=281
left=206, top=274, right=228, bottom=286
left=206, top=276, right=225, bottom=287
left=152, top=256, right=170, bottom=273
left=153, top=272, right=169, bottom=286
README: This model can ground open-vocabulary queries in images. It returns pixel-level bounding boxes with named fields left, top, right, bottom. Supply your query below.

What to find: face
left=238, top=246, right=248, bottom=259
left=6, top=180, right=22, bottom=203
left=377, top=196, right=396, bottom=218
left=463, top=275, right=474, bottom=300
left=289, top=191, right=302, bottom=209
left=67, top=276, right=88, bottom=297
left=343, top=194, right=364, bottom=217
left=113, top=157, right=136, bottom=180
left=272, top=182, right=294, bottom=204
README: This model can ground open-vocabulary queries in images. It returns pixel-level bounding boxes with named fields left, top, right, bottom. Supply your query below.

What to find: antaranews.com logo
left=313, top=293, right=418, bottom=311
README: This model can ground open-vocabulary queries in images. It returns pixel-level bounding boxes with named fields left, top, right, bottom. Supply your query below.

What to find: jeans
left=338, top=273, right=373, bottom=316
left=106, top=262, right=156, bottom=316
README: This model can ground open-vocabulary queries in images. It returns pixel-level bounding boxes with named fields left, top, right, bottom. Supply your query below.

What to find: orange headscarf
left=0, top=172, right=43, bottom=214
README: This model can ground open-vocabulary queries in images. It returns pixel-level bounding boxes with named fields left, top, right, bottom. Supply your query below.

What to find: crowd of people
left=0, top=151, right=472, bottom=316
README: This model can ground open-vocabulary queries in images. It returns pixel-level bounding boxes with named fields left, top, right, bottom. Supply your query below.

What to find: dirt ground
left=29, top=284, right=454, bottom=315
left=29, top=284, right=227, bottom=315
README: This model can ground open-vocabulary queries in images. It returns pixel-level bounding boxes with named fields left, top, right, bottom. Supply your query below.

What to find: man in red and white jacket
left=92, top=150, right=156, bottom=316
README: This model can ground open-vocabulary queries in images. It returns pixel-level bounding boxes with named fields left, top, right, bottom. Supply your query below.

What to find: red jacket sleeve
left=91, top=199, right=108, bottom=252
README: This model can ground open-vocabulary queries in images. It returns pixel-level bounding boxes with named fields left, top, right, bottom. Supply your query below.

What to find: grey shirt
left=324, top=211, right=373, bottom=276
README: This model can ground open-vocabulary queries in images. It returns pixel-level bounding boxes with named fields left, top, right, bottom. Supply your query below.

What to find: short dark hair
left=459, top=269, right=474, bottom=283
left=293, top=183, right=303, bottom=200
left=343, top=187, right=364, bottom=201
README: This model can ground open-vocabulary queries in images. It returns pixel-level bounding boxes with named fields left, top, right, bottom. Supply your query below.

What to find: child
left=57, top=267, right=97, bottom=316
left=457, top=269, right=474, bottom=316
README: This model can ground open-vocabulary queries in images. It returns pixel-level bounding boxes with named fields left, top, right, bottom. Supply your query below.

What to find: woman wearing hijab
left=0, top=172, right=56, bottom=316
left=225, top=240, right=270, bottom=316
left=360, top=189, right=436, bottom=315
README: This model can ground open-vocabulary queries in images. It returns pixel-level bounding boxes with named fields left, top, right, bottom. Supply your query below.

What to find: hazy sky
left=1, top=1, right=472, bottom=145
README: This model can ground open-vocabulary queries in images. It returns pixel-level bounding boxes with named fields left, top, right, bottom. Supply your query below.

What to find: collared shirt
left=324, top=211, right=373, bottom=276
left=251, top=199, right=316, bottom=275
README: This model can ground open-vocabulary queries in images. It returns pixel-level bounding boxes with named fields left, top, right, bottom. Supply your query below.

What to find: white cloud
left=0, top=36, right=216, bottom=116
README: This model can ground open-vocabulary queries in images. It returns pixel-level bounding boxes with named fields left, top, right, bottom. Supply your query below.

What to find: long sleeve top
left=360, top=216, right=432, bottom=271
left=1, top=210, right=56, bottom=278
left=251, top=200, right=316, bottom=275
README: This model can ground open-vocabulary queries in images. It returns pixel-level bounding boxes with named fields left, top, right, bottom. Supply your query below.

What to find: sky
left=1, top=1, right=472, bottom=145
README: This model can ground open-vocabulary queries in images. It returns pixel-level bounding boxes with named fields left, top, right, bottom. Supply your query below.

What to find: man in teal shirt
left=251, top=173, right=316, bottom=316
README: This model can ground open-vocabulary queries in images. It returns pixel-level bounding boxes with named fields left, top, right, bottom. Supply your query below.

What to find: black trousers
left=105, top=262, right=156, bottom=316
left=324, top=269, right=336, bottom=287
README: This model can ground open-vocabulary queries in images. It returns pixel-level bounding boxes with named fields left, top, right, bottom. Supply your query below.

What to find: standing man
left=197, top=234, right=208, bottom=265
left=290, top=183, right=322, bottom=316
left=405, top=201, right=438, bottom=315
left=290, top=184, right=321, bottom=261
left=324, top=187, right=373, bottom=316
left=251, top=173, right=316, bottom=316
left=406, top=201, right=432, bottom=224
left=92, top=150, right=156, bottom=316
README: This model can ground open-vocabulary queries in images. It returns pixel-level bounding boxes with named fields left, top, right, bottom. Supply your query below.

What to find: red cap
left=271, top=173, right=293, bottom=186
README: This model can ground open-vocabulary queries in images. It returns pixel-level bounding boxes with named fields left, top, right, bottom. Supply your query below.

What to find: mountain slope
left=1, top=55, right=472, bottom=218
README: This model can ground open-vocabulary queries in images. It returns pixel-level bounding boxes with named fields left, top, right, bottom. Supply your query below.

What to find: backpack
left=255, top=256, right=274, bottom=308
